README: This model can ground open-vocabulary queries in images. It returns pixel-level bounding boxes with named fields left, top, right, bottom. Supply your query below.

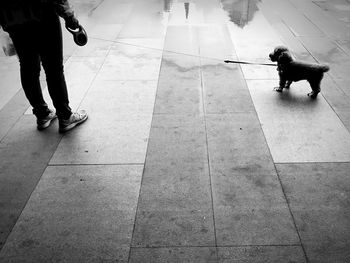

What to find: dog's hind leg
left=285, top=80, right=292, bottom=89
left=307, top=76, right=322, bottom=98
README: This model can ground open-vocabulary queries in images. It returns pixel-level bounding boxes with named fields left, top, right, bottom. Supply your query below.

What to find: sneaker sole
left=59, top=115, right=88, bottom=133
left=37, top=116, right=57, bottom=131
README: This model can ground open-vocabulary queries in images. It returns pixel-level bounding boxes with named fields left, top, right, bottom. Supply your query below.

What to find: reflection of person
left=0, top=0, right=87, bottom=132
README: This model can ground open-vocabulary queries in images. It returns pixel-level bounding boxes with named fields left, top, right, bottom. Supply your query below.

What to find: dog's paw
left=307, top=91, right=319, bottom=99
left=274, top=87, right=283, bottom=92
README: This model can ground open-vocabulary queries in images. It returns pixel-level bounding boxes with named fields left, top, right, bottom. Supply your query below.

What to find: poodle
left=269, top=46, right=330, bottom=98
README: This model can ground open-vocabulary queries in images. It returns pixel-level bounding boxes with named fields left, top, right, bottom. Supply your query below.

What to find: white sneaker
left=37, top=109, right=57, bottom=130
left=59, top=110, right=88, bottom=133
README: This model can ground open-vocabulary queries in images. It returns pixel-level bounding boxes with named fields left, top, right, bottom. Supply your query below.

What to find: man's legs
left=38, top=9, right=72, bottom=120
left=8, top=23, right=50, bottom=118
left=38, top=8, right=87, bottom=132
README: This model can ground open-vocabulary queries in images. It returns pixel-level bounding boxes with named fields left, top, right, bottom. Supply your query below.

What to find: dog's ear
left=278, top=52, right=293, bottom=64
left=274, top=46, right=289, bottom=55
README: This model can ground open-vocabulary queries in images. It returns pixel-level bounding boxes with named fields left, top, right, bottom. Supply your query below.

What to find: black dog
left=269, top=46, right=330, bottom=98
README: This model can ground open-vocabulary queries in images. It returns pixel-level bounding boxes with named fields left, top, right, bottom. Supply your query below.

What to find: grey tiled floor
left=1, top=0, right=350, bottom=262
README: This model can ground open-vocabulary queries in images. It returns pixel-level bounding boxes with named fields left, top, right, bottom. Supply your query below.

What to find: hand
left=65, top=16, right=80, bottom=30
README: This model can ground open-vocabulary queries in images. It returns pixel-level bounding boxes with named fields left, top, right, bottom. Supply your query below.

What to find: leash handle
left=65, top=25, right=88, bottom=46
left=224, top=59, right=276, bottom=66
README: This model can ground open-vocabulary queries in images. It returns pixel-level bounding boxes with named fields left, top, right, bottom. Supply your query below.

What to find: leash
left=89, top=36, right=277, bottom=67
left=224, top=60, right=276, bottom=66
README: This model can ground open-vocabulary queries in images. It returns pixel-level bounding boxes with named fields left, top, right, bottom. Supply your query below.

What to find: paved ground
left=0, top=0, right=350, bottom=262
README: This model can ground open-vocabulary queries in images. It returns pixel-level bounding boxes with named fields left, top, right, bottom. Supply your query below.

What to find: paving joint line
left=275, top=161, right=350, bottom=165
left=199, top=46, right=219, bottom=261
left=48, top=163, right=144, bottom=166
left=130, top=244, right=302, bottom=249
left=127, top=20, right=169, bottom=263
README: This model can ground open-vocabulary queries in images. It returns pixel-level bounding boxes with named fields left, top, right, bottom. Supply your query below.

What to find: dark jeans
left=8, top=7, right=72, bottom=119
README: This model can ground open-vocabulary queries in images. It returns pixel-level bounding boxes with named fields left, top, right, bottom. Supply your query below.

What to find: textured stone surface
left=0, top=165, right=143, bottom=262
left=0, top=116, right=62, bottom=249
left=130, top=247, right=217, bottom=263
left=247, top=80, right=350, bottom=163
left=277, top=163, right=350, bottom=263
left=206, top=113, right=276, bottom=175
left=132, top=115, right=215, bottom=247
left=218, top=246, right=306, bottom=263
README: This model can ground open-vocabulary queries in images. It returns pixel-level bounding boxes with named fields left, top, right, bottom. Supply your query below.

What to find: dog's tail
left=321, top=64, right=330, bottom=72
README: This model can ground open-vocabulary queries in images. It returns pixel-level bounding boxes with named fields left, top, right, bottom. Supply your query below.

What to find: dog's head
left=277, top=51, right=293, bottom=64
left=269, top=46, right=291, bottom=62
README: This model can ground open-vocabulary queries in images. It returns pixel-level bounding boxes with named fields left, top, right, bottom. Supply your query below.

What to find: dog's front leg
left=274, top=72, right=285, bottom=92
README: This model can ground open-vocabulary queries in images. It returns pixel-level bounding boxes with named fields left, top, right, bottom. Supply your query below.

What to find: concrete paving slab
left=50, top=115, right=152, bottom=165
left=239, top=64, right=278, bottom=80
left=138, top=163, right=211, bottom=211
left=132, top=114, right=215, bottom=247
left=206, top=113, right=276, bottom=176
left=0, top=89, right=29, bottom=142
left=218, top=246, right=306, bottom=263
left=144, top=114, right=207, bottom=165
left=98, top=43, right=162, bottom=80
left=336, top=39, right=350, bottom=57
left=231, top=38, right=281, bottom=63
left=198, top=24, right=236, bottom=61
left=201, top=61, right=255, bottom=114
left=80, top=79, right=157, bottom=116
left=212, top=171, right=286, bottom=209
left=215, top=207, right=299, bottom=246
left=84, top=20, right=123, bottom=42
left=132, top=209, right=215, bottom=247
left=333, top=79, right=350, bottom=99
left=116, top=38, right=165, bottom=51
left=212, top=172, right=298, bottom=245
left=291, top=0, right=350, bottom=40
left=163, top=26, right=199, bottom=56
left=83, top=0, right=134, bottom=25
left=0, top=57, right=21, bottom=111
left=205, top=113, right=298, bottom=246
left=0, top=165, right=142, bottom=262
left=262, top=0, right=324, bottom=37
left=337, top=110, right=350, bottom=132
left=87, top=24, right=123, bottom=41
left=0, top=115, right=62, bottom=249
left=129, top=247, right=217, bottom=263
left=276, top=163, right=350, bottom=263
left=247, top=79, right=350, bottom=163
left=312, top=0, right=350, bottom=27
left=277, top=163, right=350, bottom=209
left=321, top=77, right=350, bottom=112
left=154, top=52, right=202, bottom=114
